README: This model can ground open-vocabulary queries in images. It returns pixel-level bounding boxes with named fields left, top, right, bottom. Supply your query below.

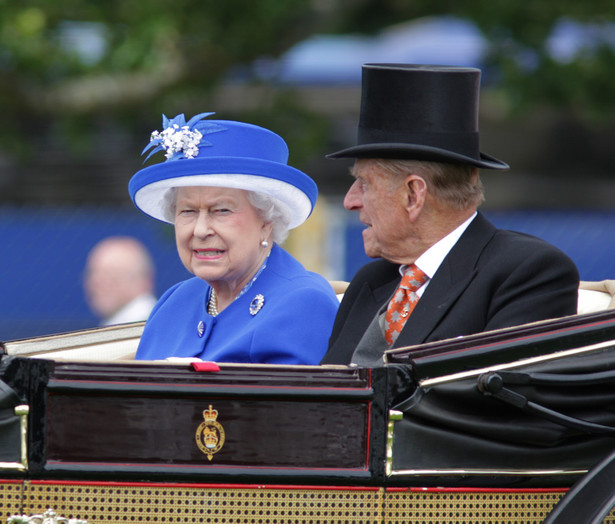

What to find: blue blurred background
left=0, top=206, right=188, bottom=338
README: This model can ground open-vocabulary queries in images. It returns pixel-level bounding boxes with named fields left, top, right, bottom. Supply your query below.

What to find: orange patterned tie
left=384, top=264, right=428, bottom=346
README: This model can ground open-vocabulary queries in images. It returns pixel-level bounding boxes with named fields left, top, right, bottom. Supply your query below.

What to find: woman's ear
left=403, top=174, right=427, bottom=221
left=261, top=221, right=274, bottom=242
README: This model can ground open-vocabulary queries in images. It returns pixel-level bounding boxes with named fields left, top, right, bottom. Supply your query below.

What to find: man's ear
left=403, top=175, right=427, bottom=221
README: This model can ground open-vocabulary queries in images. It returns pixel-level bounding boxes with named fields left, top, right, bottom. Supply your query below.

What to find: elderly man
left=321, top=64, right=579, bottom=366
left=84, top=236, right=158, bottom=326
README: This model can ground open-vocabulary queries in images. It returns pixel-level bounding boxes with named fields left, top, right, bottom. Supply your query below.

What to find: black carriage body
left=2, top=310, right=615, bottom=522
left=0, top=358, right=390, bottom=485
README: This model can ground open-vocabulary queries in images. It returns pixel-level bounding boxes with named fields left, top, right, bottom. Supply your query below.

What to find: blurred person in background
left=84, top=236, right=157, bottom=326
left=128, top=112, right=339, bottom=365
left=321, top=64, right=580, bottom=366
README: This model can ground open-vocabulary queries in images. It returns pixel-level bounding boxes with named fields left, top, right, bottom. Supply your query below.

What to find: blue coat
left=136, top=245, right=339, bottom=364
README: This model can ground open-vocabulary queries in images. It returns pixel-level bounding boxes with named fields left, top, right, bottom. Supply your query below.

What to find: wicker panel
left=0, top=481, right=24, bottom=521
left=384, top=490, right=615, bottom=523
left=23, top=482, right=384, bottom=523
left=18, top=482, right=615, bottom=523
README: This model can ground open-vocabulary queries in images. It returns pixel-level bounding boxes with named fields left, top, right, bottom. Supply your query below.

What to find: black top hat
left=327, top=63, right=509, bottom=170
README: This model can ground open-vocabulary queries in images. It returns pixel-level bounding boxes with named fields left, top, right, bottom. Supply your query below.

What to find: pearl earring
left=261, top=240, right=269, bottom=248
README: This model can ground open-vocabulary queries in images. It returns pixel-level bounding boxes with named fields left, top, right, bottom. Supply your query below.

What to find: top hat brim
left=326, top=143, right=509, bottom=170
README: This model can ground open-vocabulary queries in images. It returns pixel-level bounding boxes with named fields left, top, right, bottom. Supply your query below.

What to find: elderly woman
left=129, top=112, right=339, bottom=364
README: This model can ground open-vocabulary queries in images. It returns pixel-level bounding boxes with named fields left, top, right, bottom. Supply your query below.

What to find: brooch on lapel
left=249, top=294, right=265, bottom=316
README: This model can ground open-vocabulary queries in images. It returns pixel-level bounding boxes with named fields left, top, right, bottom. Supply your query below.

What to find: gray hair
left=246, top=191, right=291, bottom=244
left=369, top=158, right=485, bottom=210
left=164, top=187, right=291, bottom=244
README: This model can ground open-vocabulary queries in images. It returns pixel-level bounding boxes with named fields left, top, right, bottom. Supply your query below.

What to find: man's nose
left=344, top=180, right=362, bottom=210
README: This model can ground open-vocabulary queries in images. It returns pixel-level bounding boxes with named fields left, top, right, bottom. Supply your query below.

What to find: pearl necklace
left=206, top=251, right=271, bottom=318
left=208, top=289, right=219, bottom=317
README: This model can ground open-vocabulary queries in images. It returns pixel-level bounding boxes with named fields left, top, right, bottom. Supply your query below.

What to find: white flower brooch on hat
left=142, top=112, right=225, bottom=162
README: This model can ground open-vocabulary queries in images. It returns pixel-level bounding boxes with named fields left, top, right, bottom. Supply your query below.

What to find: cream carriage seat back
left=578, top=280, right=615, bottom=314
left=329, top=281, right=349, bottom=302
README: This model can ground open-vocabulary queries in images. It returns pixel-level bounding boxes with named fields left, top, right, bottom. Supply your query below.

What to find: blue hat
left=129, top=113, right=318, bottom=229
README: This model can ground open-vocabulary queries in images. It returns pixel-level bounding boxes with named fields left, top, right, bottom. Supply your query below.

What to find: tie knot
left=400, top=264, right=428, bottom=291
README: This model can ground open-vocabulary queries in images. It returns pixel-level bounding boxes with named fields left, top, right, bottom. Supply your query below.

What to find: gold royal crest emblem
left=195, top=404, right=225, bottom=460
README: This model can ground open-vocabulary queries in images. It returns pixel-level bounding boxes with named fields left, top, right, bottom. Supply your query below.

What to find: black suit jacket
left=321, top=213, right=580, bottom=365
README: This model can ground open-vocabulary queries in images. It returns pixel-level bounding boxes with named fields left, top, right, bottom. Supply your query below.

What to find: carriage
left=2, top=282, right=615, bottom=523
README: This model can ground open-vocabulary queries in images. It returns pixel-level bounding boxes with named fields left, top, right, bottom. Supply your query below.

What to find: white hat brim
left=133, top=173, right=313, bottom=229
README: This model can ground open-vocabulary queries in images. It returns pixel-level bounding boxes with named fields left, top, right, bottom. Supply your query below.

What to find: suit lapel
left=394, top=213, right=497, bottom=347
left=348, top=274, right=398, bottom=330
left=326, top=263, right=398, bottom=364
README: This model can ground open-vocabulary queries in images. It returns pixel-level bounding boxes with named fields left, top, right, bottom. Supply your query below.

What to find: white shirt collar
left=400, top=212, right=477, bottom=295
left=103, top=293, right=158, bottom=326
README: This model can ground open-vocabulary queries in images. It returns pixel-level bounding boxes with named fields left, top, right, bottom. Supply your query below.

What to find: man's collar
left=401, top=211, right=478, bottom=280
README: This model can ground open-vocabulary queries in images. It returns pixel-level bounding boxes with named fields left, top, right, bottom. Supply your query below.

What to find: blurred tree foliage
left=0, top=0, right=614, bottom=201
left=0, top=0, right=330, bottom=157
left=338, top=0, right=615, bottom=118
